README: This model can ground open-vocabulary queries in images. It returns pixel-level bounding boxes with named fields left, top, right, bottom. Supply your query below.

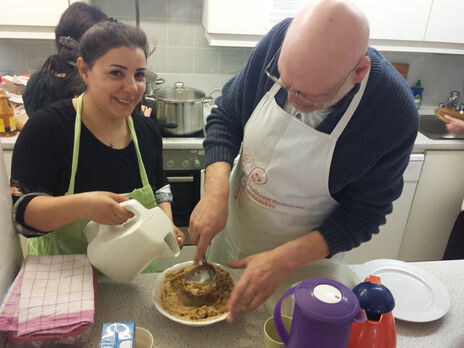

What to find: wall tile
left=192, top=0, right=203, bottom=21
left=141, top=19, right=168, bottom=47
left=139, top=0, right=167, bottom=19
left=219, top=47, right=245, bottom=74
left=167, top=0, right=193, bottom=21
left=168, top=47, right=194, bottom=73
left=193, top=23, right=210, bottom=48
left=93, top=0, right=134, bottom=20
left=194, top=48, right=219, bottom=74
left=167, top=21, right=195, bottom=47
left=148, top=46, right=168, bottom=73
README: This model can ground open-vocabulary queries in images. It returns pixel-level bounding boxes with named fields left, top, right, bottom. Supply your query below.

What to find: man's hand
left=189, top=162, right=231, bottom=262
left=226, top=250, right=289, bottom=323
left=224, top=231, right=330, bottom=323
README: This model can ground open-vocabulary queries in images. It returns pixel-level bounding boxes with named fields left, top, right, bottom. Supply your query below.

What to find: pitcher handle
left=119, top=199, right=143, bottom=222
left=273, top=285, right=297, bottom=345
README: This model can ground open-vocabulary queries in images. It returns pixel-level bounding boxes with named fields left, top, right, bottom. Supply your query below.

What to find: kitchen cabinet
left=202, top=0, right=464, bottom=54
left=344, top=154, right=424, bottom=264
left=398, top=151, right=464, bottom=261
left=425, top=0, right=464, bottom=44
left=351, top=0, right=432, bottom=41
left=0, top=0, right=83, bottom=39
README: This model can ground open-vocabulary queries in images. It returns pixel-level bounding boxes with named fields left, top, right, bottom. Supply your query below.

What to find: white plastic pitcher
left=84, top=199, right=180, bottom=282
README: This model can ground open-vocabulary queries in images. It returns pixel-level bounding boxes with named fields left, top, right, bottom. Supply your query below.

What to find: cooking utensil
left=185, top=256, right=217, bottom=285
left=435, top=107, right=464, bottom=123
left=147, top=82, right=213, bottom=136
left=152, top=261, right=233, bottom=326
left=392, top=63, right=409, bottom=80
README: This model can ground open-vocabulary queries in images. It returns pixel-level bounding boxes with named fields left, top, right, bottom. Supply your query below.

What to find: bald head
left=278, top=0, right=370, bottom=110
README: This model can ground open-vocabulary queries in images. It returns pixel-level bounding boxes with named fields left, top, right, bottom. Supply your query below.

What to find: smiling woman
left=10, top=21, right=185, bottom=268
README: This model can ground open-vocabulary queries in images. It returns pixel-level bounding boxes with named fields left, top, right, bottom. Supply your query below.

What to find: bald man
left=189, top=0, right=418, bottom=322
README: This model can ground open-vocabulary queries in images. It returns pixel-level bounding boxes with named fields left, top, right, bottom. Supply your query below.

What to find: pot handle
left=158, top=122, right=178, bottom=129
left=144, top=95, right=156, bottom=104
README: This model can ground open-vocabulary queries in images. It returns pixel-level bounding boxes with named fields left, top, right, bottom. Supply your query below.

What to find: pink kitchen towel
left=0, top=254, right=97, bottom=343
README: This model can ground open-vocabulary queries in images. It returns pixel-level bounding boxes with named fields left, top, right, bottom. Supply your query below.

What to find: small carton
left=100, top=321, right=135, bottom=348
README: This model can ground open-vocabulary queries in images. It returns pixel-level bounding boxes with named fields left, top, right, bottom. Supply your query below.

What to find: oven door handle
left=167, top=176, right=194, bottom=183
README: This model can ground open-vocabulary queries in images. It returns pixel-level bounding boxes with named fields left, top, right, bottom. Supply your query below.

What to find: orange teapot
left=348, top=275, right=396, bottom=348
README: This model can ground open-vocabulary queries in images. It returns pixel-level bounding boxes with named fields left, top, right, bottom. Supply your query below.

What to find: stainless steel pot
left=142, top=70, right=164, bottom=107
left=148, top=82, right=213, bottom=136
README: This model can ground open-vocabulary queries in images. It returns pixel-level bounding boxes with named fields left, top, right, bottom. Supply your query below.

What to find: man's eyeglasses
left=264, top=46, right=364, bottom=108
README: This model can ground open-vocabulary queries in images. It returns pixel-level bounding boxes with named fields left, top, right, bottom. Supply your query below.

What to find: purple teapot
left=274, top=278, right=366, bottom=348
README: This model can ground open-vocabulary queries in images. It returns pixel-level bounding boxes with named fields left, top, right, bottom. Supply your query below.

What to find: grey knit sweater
left=203, top=18, right=419, bottom=256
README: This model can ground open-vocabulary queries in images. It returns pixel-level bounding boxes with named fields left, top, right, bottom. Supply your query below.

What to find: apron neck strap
left=66, top=93, right=150, bottom=195
left=331, top=67, right=371, bottom=139
left=127, top=115, right=150, bottom=187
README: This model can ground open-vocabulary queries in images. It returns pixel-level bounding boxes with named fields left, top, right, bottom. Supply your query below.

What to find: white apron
left=208, top=70, right=370, bottom=315
left=209, top=69, right=370, bottom=268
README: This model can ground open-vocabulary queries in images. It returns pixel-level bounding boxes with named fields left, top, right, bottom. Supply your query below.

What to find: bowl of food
left=153, top=261, right=235, bottom=326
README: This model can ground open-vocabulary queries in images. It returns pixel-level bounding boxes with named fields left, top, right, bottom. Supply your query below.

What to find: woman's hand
left=24, top=191, right=133, bottom=231
left=445, top=115, right=464, bottom=134
left=174, top=225, right=185, bottom=249
left=79, top=191, right=134, bottom=225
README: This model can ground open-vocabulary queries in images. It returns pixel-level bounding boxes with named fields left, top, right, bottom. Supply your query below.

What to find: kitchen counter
left=3, top=110, right=464, bottom=152
left=80, top=260, right=464, bottom=348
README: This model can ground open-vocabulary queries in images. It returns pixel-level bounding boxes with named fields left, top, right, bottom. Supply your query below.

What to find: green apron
left=27, top=93, right=158, bottom=272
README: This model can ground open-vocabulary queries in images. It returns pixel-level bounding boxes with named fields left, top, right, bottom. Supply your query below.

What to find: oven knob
left=167, top=160, right=174, bottom=168
left=193, top=159, right=201, bottom=168
left=182, top=160, right=190, bottom=168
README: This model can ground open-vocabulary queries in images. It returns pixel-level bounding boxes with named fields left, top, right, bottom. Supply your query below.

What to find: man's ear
left=76, top=57, right=89, bottom=84
left=352, top=56, right=370, bottom=84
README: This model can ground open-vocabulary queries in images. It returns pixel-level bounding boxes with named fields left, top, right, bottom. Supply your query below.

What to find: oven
left=162, top=147, right=205, bottom=245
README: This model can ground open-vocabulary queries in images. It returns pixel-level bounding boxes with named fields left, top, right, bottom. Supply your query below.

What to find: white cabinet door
left=202, top=0, right=268, bottom=35
left=425, top=0, right=464, bottom=44
left=399, top=151, right=464, bottom=261
left=351, top=0, right=432, bottom=41
left=0, top=0, right=68, bottom=39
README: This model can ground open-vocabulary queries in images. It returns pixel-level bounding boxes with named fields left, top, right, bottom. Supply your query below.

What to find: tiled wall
left=0, top=0, right=463, bottom=108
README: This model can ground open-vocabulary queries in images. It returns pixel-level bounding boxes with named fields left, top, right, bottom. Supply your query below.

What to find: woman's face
left=80, top=46, right=146, bottom=118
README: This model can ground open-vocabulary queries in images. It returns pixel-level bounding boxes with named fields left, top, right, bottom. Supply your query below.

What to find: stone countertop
left=83, top=260, right=464, bottom=348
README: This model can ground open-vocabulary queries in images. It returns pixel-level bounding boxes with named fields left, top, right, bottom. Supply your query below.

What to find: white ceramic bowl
left=153, top=261, right=233, bottom=326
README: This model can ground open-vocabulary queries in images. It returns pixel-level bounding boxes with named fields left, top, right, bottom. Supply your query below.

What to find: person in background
left=445, top=115, right=464, bottom=134
left=22, top=2, right=108, bottom=116
left=189, top=0, right=418, bottom=322
left=10, top=21, right=184, bottom=268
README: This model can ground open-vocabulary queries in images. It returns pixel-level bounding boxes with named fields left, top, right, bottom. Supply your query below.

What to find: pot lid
left=154, top=82, right=206, bottom=102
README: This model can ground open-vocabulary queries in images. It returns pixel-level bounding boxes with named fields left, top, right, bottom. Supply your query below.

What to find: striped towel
left=0, top=255, right=96, bottom=344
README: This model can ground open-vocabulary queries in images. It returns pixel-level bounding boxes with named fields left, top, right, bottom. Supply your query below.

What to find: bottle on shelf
left=0, top=94, right=17, bottom=137
left=411, top=80, right=424, bottom=110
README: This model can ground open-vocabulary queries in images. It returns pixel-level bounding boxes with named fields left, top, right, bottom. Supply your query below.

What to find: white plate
left=153, top=261, right=233, bottom=326
left=353, top=259, right=450, bottom=322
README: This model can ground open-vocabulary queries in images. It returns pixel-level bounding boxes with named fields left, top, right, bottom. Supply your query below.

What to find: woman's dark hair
left=44, top=3, right=108, bottom=74
left=34, top=3, right=108, bottom=100
left=79, top=21, right=149, bottom=68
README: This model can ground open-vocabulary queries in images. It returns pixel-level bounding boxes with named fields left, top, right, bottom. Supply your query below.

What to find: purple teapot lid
left=294, top=278, right=360, bottom=323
